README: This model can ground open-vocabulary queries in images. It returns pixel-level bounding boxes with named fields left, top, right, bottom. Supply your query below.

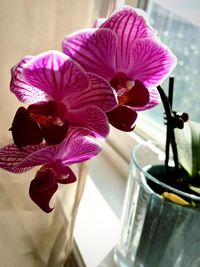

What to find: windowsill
left=73, top=145, right=129, bottom=267
left=74, top=175, right=121, bottom=267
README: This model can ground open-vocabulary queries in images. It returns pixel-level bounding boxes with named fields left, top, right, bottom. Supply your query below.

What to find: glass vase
left=114, top=142, right=200, bottom=267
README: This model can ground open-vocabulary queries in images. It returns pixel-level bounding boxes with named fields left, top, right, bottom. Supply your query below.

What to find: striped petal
left=68, top=106, right=110, bottom=139
left=101, top=7, right=156, bottom=39
left=23, top=50, right=89, bottom=102
left=65, top=128, right=95, bottom=141
left=62, top=29, right=117, bottom=79
left=46, top=128, right=102, bottom=164
left=10, top=56, right=47, bottom=104
left=129, top=38, right=177, bottom=89
left=100, top=7, right=156, bottom=71
left=15, top=144, right=61, bottom=169
left=59, top=136, right=101, bottom=165
left=0, top=143, right=46, bottom=173
left=67, top=72, right=117, bottom=112
left=16, top=128, right=101, bottom=169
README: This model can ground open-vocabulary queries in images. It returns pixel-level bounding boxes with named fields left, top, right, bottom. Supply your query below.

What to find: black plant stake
left=157, top=77, right=188, bottom=182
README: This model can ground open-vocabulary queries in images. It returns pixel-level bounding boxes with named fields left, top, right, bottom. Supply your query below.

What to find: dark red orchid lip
left=119, top=80, right=150, bottom=108
left=10, top=102, right=69, bottom=148
left=40, top=122, right=69, bottom=145
left=29, top=167, right=58, bottom=213
left=106, top=105, right=137, bottom=132
left=107, top=79, right=149, bottom=132
left=56, top=166, right=77, bottom=184
left=9, top=107, right=43, bottom=148
left=29, top=165, right=77, bottom=213
left=27, top=101, right=58, bottom=116
left=110, top=74, right=149, bottom=107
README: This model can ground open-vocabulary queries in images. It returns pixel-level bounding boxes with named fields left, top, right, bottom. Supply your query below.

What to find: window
left=139, top=0, right=200, bottom=130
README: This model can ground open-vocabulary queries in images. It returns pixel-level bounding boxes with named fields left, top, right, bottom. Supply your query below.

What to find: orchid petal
left=107, top=105, right=137, bottom=131
left=16, top=145, right=60, bottom=169
left=135, top=88, right=161, bottom=111
left=101, top=7, right=156, bottom=39
left=29, top=167, right=58, bottom=213
left=46, top=128, right=102, bottom=164
left=62, top=29, right=117, bottom=79
left=68, top=106, right=110, bottom=138
left=10, top=56, right=47, bottom=103
left=100, top=7, right=156, bottom=71
left=16, top=128, right=101, bottom=168
left=23, top=51, right=89, bottom=102
left=59, top=136, right=102, bottom=165
left=0, top=143, right=46, bottom=173
left=66, top=128, right=95, bottom=141
left=67, top=72, right=117, bottom=112
left=129, top=38, right=177, bottom=89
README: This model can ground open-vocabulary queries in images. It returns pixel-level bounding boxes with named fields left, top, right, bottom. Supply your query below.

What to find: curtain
left=0, top=1, right=115, bottom=266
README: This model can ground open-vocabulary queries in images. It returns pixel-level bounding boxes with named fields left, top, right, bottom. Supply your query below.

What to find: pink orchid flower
left=62, top=6, right=177, bottom=131
left=0, top=129, right=101, bottom=213
left=10, top=50, right=117, bottom=148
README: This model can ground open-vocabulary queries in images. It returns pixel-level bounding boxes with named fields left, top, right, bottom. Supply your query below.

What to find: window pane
left=142, top=0, right=200, bottom=124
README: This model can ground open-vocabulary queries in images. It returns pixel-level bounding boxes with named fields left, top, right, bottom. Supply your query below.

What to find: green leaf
left=175, top=121, right=200, bottom=177
left=189, top=185, right=200, bottom=195
left=190, top=121, right=200, bottom=177
left=175, top=122, right=192, bottom=175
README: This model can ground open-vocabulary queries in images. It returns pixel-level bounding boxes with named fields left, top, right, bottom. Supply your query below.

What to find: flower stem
left=65, top=161, right=89, bottom=259
left=157, top=78, right=180, bottom=180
